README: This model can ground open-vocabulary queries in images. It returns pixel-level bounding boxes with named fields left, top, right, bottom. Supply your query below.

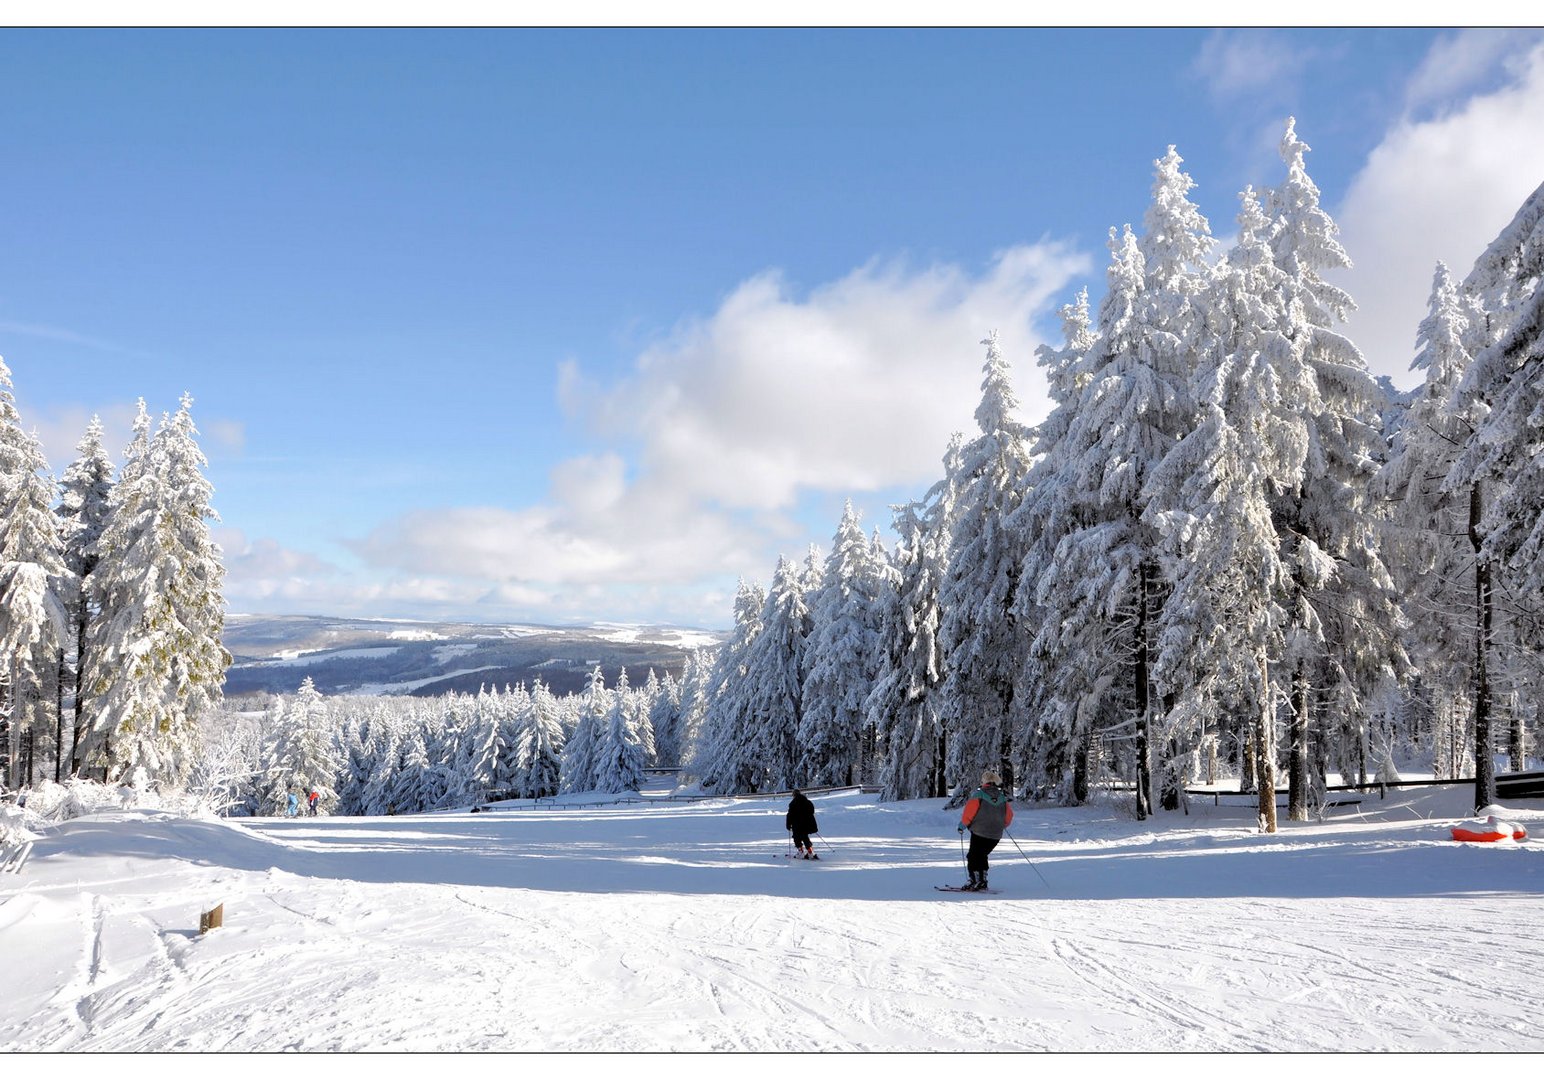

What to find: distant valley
left=222, top=614, right=722, bottom=698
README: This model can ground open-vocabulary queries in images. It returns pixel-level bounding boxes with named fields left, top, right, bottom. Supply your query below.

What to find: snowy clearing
left=3, top=785, right=1542, bottom=1053
left=256, top=646, right=404, bottom=666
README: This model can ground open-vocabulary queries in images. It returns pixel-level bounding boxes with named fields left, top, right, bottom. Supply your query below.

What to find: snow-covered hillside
left=223, top=613, right=721, bottom=697
left=4, top=786, right=1542, bottom=1052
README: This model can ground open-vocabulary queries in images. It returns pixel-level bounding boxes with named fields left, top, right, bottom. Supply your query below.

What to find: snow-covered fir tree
left=84, top=396, right=231, bottom=786
left=868, top=483, right=951, bottom=801
left=1451, top=178, right=1544, bottom=808
left=561, top=666, right=611, bottom=793
left=386, top=723, right=433, bottom=815
left=1146, top=185, right=1302, bottom=833
left=799, top=502, right=888, bottom=787
left=1266, top=119, right=1404, bottom=820
left=734, top=555, right=812, bottom=791
left=0, top=358, right=70, bottom=789
left=55, top=416, right=114, bottom=777
left=510, top=679, right=565, bottom=798
left=256, top=678, right=340, bottom=815
left=673, top=650, right=714, bottom=772
left=335, top=705, right=381, bottom=816
left=359, top=711, right=404, bottom=816
left=686, top=580, right=765, bottom=793
left=1011, top=147, right=1213, bottom=818
left=937, top=332, right=1036, bottom=797
left=645, top=669, right=682, bottom=768
left=1013, top=233, right=1147, bottom=807
left=593, top=667, right=647, bottom=794
left=1377, top=262, right=1487, bottom=786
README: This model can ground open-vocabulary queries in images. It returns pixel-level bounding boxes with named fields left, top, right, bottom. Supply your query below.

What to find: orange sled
left=1452, top=821, right=1528, bottom=842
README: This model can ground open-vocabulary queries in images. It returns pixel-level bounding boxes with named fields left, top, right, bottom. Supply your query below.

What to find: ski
left=934, top=885, right=999, bottom=894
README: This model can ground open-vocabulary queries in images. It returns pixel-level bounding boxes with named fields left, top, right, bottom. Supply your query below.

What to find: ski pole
left=1004, top=831, right=1054, bottom=895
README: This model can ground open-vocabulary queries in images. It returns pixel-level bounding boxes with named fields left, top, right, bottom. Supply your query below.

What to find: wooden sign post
left=199, top=903, right=224, bottom=934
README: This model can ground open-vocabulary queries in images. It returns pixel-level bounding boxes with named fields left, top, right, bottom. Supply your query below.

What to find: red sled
left=1452, top=820, right=1528, bottom=842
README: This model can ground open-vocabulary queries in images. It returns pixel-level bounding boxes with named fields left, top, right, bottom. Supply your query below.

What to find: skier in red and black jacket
left=786, top=789, right=819, bottom=859
left=957, top=770, right=1013, bottom=890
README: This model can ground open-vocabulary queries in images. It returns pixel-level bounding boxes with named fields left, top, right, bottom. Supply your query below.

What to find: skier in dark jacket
left=957, top=770, right=1013, bottom=890
left=786, top=789, right=819, bottom=859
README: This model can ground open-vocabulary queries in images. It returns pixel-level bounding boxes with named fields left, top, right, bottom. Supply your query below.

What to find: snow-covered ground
left=3, top=785, right=1542, bottom=1052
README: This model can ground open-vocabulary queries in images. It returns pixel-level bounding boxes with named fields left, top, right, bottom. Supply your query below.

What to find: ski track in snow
left=4, top=790, right=1544, bottom=1051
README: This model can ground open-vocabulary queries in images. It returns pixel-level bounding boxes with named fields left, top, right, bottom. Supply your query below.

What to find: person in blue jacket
left=286, top=789, right=299, bottom=817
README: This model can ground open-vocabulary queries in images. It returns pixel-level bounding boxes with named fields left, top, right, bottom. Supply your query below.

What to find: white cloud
left=218, top=527, right=337, bottom=581
left=584, top=243, right=1088, bottom=510
left=347, top=242, right=1088, bottom=617
left=201, top=418, right=247, bottom=454
left=1337, top=39, right=1544, bottom=388
left=1403, top=29, right=1544, bottom=116
left=1192, top=30, right=1316, bottom=102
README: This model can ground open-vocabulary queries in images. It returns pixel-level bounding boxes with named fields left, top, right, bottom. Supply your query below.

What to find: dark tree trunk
left=54, top=647, right=65, bottom=783
left=998, top=713, right=1014, bottom=796
left=1256, top=650, right=1278, bottom=833
left=1471, top=482, right=1495, bottom=814
left=1509, top=697, right=1527, bottom=772
left=70, top=612, right=88, bottom=776
left=1159, top=692, right=1182, bottom=811
left=22, top=724, right=34, bottom=787
left=1288, top=661, right=1310, bottom=821
left=1239, top=707, right=1257, bottom=794
left=1071, top=727, right=1090, bottom=805
left=1133, top=563, right=1153, bottom=821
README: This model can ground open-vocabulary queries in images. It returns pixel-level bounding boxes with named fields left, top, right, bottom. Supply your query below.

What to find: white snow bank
left=4, top=785, right=1544, bottom=1052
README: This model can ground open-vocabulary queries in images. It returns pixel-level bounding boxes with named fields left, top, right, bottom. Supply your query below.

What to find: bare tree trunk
left=4, top=662, right=19, bottom=791
left=71, top=612, right=88, bottom=776
left=1072, top=726, right=1090, bottom=805
left=54, top=647, right=65, bottom=783
left=1133, top=563, right=1153, bottom=821
left=1256, top=650, right=1278, bottom=834
left=1239, top=708, right=1257, bottom=794
left=1287, top=660, right=1310, bottom=821
left=1471, top=482, right=1495, bottom=813
left=1508, top=691, right=1526, bottom=771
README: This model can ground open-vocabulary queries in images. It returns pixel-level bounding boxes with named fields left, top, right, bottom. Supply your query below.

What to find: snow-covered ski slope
left=3, top=786, right=1542, bottom=1052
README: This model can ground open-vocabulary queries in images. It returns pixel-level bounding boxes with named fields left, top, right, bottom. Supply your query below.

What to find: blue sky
left=4, top=27, right=1543, bottom=628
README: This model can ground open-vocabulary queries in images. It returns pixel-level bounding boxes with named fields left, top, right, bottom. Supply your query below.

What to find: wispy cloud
left=1191, top=29, right=1317, bottom=103
left=0, top=320, right=155, bottom=359
left=1403, top=29, right=1544, bottom=117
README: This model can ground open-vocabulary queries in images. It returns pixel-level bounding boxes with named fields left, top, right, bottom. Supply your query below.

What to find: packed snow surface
left=3, top=786, right=1543, bottom=1052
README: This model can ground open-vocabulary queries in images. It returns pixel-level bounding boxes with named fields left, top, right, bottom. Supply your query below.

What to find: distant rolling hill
left=222, top=614, right=722, bottom=698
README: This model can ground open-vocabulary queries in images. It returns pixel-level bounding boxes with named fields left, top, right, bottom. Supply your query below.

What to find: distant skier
left=307, top=790, right=320, bottom=816
left=957, top=770, right=1013, bottom=891
left=786, top=788, right=819, bottom=859
left=286, top=790, right=299, bottom=817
